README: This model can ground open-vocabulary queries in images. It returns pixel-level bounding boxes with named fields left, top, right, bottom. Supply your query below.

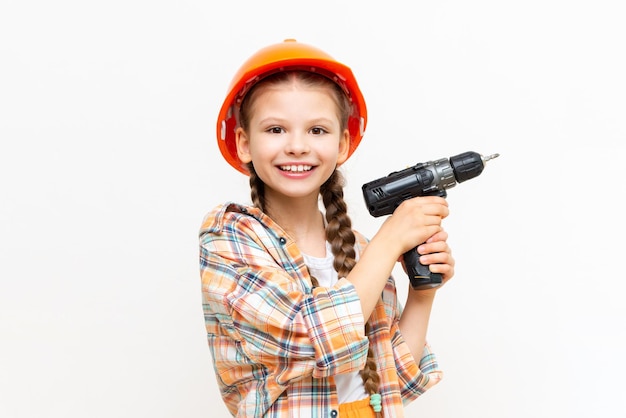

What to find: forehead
left=248, top=84, right=341, bottom=118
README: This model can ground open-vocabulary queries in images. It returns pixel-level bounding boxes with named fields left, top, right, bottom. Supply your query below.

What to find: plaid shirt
left=199, top=202, right=439, bottom=417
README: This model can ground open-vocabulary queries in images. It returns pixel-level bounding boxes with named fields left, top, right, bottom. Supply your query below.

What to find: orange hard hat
left=216, top=39, right=368, bottom=175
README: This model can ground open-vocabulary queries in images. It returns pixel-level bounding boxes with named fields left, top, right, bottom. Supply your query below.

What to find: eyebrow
left=256, top=117, right=337, bottom=126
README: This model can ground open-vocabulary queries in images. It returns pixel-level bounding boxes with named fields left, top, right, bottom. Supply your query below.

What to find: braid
left=321, top=170, right=383, bottom=417
left=321, top=171, right=357, bottom=278
left=361, top=323, right=382, bottom=416
left=247, top=163, right=265, bottom=211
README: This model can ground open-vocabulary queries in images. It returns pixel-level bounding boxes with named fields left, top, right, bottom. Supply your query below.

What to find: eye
left=309, top=126, right=328, bottom=135
left=266, top=126, right=284, bottom=134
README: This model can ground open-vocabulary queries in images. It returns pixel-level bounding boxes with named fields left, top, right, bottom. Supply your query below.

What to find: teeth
left=281, top=165, right=312, bottom=172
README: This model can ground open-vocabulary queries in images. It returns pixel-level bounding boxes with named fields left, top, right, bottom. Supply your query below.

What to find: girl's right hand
left=376, top=196, right=449, bottom=257
left=349, top=195, right=449, bottom=319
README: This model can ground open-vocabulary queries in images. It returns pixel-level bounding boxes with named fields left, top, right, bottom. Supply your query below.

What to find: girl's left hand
left=401, top=229, right=455, bottom=292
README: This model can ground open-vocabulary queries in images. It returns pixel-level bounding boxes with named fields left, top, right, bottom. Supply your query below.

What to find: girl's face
left=236, top=82, right=350, bottom=203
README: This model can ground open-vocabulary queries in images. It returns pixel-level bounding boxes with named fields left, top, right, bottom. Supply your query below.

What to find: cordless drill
left=362, top=151, right=499, bottom=290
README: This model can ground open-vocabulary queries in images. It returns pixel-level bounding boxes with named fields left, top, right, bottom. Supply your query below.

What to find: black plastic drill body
left=362, top=151, right=489, bottom=290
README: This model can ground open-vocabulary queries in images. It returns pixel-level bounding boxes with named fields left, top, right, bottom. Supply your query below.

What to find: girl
left=200, top=39, right=454, bottom=417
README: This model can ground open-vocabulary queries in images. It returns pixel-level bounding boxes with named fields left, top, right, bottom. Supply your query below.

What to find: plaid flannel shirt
left=199, top=202, right=439, bottom=417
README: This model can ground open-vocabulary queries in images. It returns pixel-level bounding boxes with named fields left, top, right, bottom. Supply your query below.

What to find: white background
left=1, top=1, right=625, bottom=417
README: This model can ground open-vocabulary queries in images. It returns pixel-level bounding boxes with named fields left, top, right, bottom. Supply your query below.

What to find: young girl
left=200, top=39, right=454, bottom=417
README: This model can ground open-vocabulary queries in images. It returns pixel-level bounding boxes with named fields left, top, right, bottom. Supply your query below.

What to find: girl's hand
left=377, top=196, right=450, bottom=257
left=409, top=229, right=455, bottom=294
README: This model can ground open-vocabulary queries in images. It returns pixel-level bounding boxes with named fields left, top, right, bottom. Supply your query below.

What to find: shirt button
left=330, top=410, right=338, bottom=417
left=279, top=237, right=287, bottom=245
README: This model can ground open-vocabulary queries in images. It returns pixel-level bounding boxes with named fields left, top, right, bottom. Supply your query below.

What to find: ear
left=235, top=127, right=252, bottom=164
left=335, top=129, right=351, bottom=166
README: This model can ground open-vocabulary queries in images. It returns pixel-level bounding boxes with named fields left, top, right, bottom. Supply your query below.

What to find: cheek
left=319, top=148, right=343, bottom=167
left=248, top=139, right=278, bottom=162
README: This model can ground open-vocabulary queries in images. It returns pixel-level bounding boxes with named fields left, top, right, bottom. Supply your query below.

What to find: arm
left=346, top=196, right=449, bottom=321
left=398, top=229, right=454, bottom=375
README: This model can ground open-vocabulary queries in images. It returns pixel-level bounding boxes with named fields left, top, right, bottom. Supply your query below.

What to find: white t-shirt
left=302, top=242, right=369, bottom=404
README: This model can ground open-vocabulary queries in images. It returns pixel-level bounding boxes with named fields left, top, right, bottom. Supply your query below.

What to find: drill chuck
left=450, top=151, right=499, bottom=183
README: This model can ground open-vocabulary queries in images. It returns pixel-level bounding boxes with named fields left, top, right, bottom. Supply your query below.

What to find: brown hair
left=241, top=71, right=383, bottom=416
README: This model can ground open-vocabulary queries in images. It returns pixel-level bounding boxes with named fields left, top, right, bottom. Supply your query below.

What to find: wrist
left=369, top=229, right=406, bottom=260
left=406, top=286, right=437, bottom=303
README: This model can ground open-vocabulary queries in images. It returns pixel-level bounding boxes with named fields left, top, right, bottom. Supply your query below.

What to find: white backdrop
left=2, top=1, right=625, bottom=417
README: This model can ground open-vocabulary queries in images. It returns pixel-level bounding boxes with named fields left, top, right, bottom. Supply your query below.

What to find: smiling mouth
left=279, top=165, right=313, bottom=172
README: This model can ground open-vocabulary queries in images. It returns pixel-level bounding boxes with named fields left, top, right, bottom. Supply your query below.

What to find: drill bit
left=482, top=153, right=500, bottom=163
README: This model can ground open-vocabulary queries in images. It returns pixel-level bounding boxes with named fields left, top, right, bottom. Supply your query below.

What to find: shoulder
left=199, top=202, right=271, bottom=237
left=199, top=202, right=266, bottom=249
left=199, top=203, right=310, bottom=290
left=198, top=202, right=295, bottom=263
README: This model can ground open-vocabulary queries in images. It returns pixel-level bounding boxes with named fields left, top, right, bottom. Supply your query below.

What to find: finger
left=420, top=214, right=444, bottom=228
left=419, top=251, right=451, bottom=266
left=418, top=240, right=450, bottom=255
left=419, top=245, right=454, bottom=267
left=415, top=196, right=448, bottom=206
left=401, top=196, right=449, bottom=214
left=430, top=263, right=455, bottom=282
left=425, top=230, right=449, bottom=244
left=418, top=202, right=450, bottom=218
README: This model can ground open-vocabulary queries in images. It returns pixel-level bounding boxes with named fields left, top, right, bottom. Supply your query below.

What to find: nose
left=285, top=132, right=310, bottom=155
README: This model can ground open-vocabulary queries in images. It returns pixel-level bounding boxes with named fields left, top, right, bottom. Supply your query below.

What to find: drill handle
left=403, top=188, right=447, bottom=290
left=403, top=248, right=443, bottom=290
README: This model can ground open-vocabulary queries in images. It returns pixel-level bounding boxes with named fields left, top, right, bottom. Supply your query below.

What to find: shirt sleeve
left=200, top=210, right=369, bottom=385
left=382, top=278, right=440, bottom=403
